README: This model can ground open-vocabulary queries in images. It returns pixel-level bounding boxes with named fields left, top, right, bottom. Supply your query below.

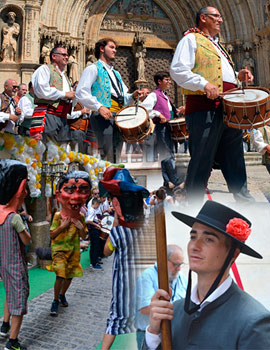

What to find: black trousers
left=89, top=227, right=101, bottom=267
left=185, top=106, right=248, bottom=203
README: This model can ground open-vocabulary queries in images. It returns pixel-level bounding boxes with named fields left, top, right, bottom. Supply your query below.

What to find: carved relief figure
left=136, top=44, right=146, bottom=81
left=68, top=50, right=79, bottom=84
left=242, top=51, right=255, bottom=77
left=1, top=12, right=20, bottom=62
left=40, top=39, right=51, bottom=64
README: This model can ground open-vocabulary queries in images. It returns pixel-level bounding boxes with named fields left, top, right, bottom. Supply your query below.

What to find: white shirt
left=18, top=94, right=34, bottom=121
left=170, top=34, right=237, bottom=91
left=75, top=59, right=133, bottom=111
left=0, top=94, right=18, bottom=133
left=32, top=64, right=70, bottom=101
left=145, top=275, right=233, bottom=349
left=86, top=206, right=100, bottom=223
left=252, top=129, right=268, bottom=154
left=141, top=91, right=172, bottom=119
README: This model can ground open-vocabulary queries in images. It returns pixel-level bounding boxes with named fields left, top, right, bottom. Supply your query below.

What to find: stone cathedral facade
left=0, top=0, right=270, bottom=99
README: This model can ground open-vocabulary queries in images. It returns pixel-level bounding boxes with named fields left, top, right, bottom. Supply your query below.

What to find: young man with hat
left=143, top=200, right=270, bottom=349
left=99, top=167, right=149, bottom=349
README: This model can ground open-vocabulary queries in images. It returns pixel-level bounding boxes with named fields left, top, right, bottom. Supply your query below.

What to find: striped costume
left=0, top=213, right=29, bottom=315
left=106, top=225, right=141, bottom=335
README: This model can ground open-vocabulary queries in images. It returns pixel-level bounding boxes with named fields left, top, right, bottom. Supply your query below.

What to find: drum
left=115, top=105, right=151, bottom=143
left=168, top=117, right=189, bottom=142
left=223, top=87, right=270, bottom=129
left=99, top=215, right=114, bottom=240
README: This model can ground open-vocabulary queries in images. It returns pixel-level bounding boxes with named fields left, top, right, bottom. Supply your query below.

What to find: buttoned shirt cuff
left=145, top=325, right=161, bottom=349
left=0, top=113, right=10, bottom=123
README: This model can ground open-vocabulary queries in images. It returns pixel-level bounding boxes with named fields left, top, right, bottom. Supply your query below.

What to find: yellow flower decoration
left=68, top=151, right=75, bottom=162
left=18, top=145, right=25, bottom=153
left=3, top=133, right=15, bottom=150
left=60, top=152, right=67, bottom=161
left=37, top=161, right=42, bottom=168
left=31, top=162, right=37, bottom=169
left=25, top=158, right=30, bottom=164
left=83, top=155, right=90, bottom=165
left=29, top=138, right=38, bottom=148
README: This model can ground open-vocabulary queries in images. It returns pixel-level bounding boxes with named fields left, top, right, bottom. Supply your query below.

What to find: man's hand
left=132, top=90, right=144, bottom=100
left=148, top=289, right=174, bottom=335
left=204, top=83, right=220, bottom=100
left=98, top=106, right=113, bottom=120
left=159, top=114, right=167, bottom=124
left=9, top=114, right=19, bottom=123
left=238, top=68, right=254, bottom=84
left=168, top=181, right=175, bottom=189
left=60, top=217, right=71, bottom=230
left=65, top=91, right=76, bottom=100
left=177, top=106, right=185, bottom=115
left=265, top=144, right=270, bottom=154
left=81, top=107, right=90, bottom=115
left=15, top=107, right=21, bottom=115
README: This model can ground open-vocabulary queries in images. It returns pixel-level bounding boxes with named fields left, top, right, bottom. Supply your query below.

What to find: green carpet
left=96, top=333, right=137, bottom=350
left=0, top=249, right=90, bottom=317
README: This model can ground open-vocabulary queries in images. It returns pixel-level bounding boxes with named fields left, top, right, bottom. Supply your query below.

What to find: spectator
left=18, top=81, right=36, bottom=136
left=14, top=83, right=27, bottom=104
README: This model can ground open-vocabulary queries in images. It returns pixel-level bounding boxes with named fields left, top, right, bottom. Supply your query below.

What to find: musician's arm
left=104, top=236, right=115, bottom=256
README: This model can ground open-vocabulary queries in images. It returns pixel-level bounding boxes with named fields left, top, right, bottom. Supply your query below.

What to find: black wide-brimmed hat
left=172, top=200, right=262, bottom=259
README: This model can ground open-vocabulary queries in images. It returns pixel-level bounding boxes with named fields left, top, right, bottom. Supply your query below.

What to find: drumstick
left=135, top=86, right=141, bottom=114
left=244, top=66, right=249, bottom=87
left=220, top=92, right=245, bottom=96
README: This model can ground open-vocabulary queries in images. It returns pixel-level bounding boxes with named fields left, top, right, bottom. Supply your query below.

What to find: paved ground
left=1, top=164, right=269, bottom=350
left=0, top=258, right=113, bottom=350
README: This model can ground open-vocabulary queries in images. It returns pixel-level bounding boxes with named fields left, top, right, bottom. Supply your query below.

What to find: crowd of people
left=1, top=4, right=270, bottom=350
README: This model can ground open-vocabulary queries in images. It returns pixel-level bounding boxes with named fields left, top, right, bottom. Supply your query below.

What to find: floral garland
left=0, top=132, right=113, bottom=198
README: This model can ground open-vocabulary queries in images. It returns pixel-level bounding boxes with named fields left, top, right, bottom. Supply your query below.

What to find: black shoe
left=5, top=339, right=27, bottom=350
left=50, top=299, right=59, bottom=316
left=0, top=322, right=10, bottom=337
left=59, top=294, right=68, bottom=307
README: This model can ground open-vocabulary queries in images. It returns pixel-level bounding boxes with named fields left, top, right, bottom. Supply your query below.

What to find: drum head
left=115, top=105, right=148, bottom=129
left=169, top=117, right=186, bottom=124
left=223, top=88, right=269, bottom=103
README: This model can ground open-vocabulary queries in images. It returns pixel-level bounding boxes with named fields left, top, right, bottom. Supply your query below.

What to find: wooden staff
left=245, top=66, right=249, bottom=87
left=154, top=202, right=172, bottom=350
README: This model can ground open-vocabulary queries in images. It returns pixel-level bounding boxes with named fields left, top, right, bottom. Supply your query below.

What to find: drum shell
left=223, top=87, right=270, bottom=130
left=168, top=118, right=189, bottom=142
left=115, top=105, right=151, bottom=143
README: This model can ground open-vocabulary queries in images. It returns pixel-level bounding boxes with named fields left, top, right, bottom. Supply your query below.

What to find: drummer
left=76, top=38, right=143, bottom=163
left=141, top=71, right=182, bottom=160
left=170, top=6, right=254, bottom=204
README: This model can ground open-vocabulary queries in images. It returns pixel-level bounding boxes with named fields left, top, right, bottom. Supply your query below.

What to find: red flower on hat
left=226, top=218, right=251, bottom=241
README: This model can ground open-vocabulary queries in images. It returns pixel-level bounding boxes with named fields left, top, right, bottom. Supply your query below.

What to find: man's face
left=52, top=48, right=69, bottom=69
left=56, top=178, right=91, bottom=214
left=167, top=250, right=184, bottom=282
left=101, top=41, right=117, bottom=62
left=18, top=84, right=27, bottom=97
left=158, top=77, right=171, bottom=91
left=201, top=7, right=223, bottom=36
left=188, top=222, right=230, bottom=278
left=92, top=189, right=100, bottom=198
left=4, top=79, right=18, bottom=97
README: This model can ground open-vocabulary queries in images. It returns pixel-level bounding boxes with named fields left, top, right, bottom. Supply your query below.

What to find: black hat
left=172, top=200, right=262, bottom=259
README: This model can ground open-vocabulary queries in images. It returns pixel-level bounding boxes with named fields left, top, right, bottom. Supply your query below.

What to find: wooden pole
left=154, top=202, right=172, bottom=350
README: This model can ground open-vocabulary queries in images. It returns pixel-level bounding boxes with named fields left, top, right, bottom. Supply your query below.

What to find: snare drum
left=115, top=105, right=151, bottom=143
left=168, top=117, right=189, bottom=142
left=223, top=87, right=270, bottom=129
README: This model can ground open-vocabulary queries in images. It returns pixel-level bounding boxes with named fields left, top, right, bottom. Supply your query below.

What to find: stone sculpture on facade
left=1, top=12, right=20, bottom=63
left=133, top=32, right=147, bottom=87
left=242, top=51, right=255, bottom=82
left=68, top=49, right=79, bottom=84
left=40, top=39, right=51, bottom=64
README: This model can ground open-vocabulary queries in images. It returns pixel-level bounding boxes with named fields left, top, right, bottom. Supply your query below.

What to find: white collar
left=191, top=275, right=232, bottom=311
left=100, top=59, right=114, bottom=71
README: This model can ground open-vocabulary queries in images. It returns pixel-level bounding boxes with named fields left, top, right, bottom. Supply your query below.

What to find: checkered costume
left=0, top=213, right=29, bottom=315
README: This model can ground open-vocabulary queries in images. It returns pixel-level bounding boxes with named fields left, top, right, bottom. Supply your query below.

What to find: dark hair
left=196, top=7, right=210, bottom=26
left=156, top=188, right=166, bottom=201
left=28, top=81, right=32, bottom=90
left=0, top=160, right=28, bottom=205
left=92, top=197, right=100, bottom=205
left=154, top=71, right=170, bottom=86
left=57, top=171, right=92, bottom=192
left=94, top=38, right=117, bottom=59
left=49, top=47, right=64, bottom=61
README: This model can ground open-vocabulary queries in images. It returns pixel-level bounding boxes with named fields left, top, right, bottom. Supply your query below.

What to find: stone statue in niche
left=68, top=49, right=79, bottom=84
left=242, top=51, right=255, bottom=79
left=86, top=49, right=96, bottom=66
left=40, top=39, right=51, bottom=64
left=133, top=32, right=147, bottom=85
left=265, top=0, right=270, bottom=20
left=1, top=12, right=20, bottom=62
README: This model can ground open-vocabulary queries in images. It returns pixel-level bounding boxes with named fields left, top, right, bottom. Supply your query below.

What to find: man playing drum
left=76, top=38, right=142, bottom=163
left=170, top=6, right=254, bottom=204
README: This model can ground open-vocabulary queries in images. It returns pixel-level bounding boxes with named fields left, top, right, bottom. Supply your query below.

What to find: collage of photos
left=0, top=1, right=270, bottom=350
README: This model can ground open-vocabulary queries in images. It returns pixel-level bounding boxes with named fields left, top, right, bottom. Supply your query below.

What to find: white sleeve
left=145, top=326, right=162, bottom=349
left=0, top=99, right=10, bottom=122
left=18, top=96, right=34, bottom=119
left=75, top=65, right=102, bottom=111
left=141, top=93, right=160, bottom=118
left=32, top=65, right=66, bottom=100
left=252, top=129, right=268, bottom=154
left=170, top=34, right=208, bottom=91
left=67, top=110, right=82, bottom=119
left=122, top=80, right=134, bottom=105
